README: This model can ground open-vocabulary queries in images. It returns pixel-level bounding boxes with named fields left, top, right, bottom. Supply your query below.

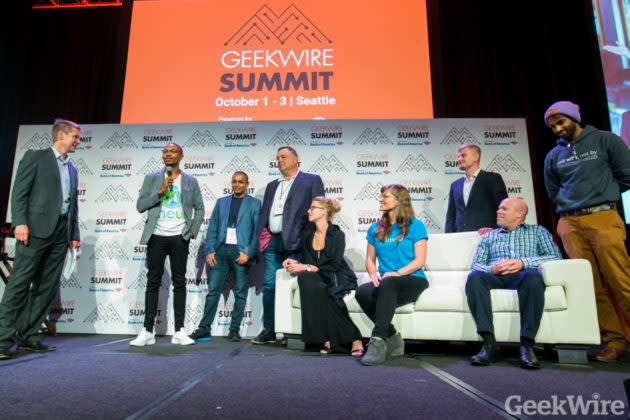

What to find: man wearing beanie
left=543, top=101, right=630, bottom=362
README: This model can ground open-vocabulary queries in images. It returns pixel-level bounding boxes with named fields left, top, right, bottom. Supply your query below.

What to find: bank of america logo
left=21, top=133, right=52, bottom=149
left=225, top=4, right=331, bottom=46
left=73, top=158, right=93, bottom=175
left=266, top=129, right=306, bottom=146
left=185, top=305, right=204, bottom=325
left=83, top=304, right=124, bottom=324
left=132, top=216, right=147, bottom=231
left=486, top=154, right=526, bottom=172
left=184, top=130, right=221, bottom=148
left=95, top=185, right=134, bottom=202
left=222, top=156, right=261, bottom=174
left=353, top=128, right=392, bottom=145
left=137, top=157, right=163, bottom=175
left=355, top=182, right=383, bottom=200
left=416, top=211, right=441, bottom=232
left=397, top=154, right=437, bottom=172
left=127, top=272, right=168, bottom=290
left=308, top=155, right=348, bottom=173
left=91, top=242, right=129, bottom=260
left=440, top=127, right=479, bottom=145
left=200, top=185, right=218, bottom=203
left=101, top=132, right=138, bottom=149
left=60, top=274, right=81, bottom=288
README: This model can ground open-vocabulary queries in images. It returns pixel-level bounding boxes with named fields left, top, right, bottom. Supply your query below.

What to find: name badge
left=273, top=201, right=284, bottom=216
left=226, top=227, right=237, bottom=245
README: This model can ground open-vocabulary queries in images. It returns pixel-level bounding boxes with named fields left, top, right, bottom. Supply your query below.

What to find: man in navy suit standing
left=0, top=118, right=81, bottom=359
left=251, top=146, right=325, bottom=344
left=445, top=144, right=508, bottom=234
left=190, top=171, right=261, bottom=342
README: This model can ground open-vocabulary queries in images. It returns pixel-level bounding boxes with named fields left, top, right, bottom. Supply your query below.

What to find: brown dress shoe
left=594, top=347, right=626, bottom=362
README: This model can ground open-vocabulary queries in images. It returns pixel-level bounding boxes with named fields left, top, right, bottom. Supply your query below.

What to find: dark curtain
left=0, top=0, right=612, bottom=238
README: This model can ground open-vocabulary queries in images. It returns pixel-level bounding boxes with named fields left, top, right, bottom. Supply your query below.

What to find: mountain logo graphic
left=353, top=128, right=392, bottom=145
left=72, top=158, right=93, bottom=176
left=225, top=4, right=331, bottom=46
left=91, top=242, right=129, bottom=260
left=354, top=182, right=384, bottom=200
left=440, top=127, right=480, bottom=145
left=132, top=216, right=147, bottom=231
left=101, top=132, right=138, bottom=149
left=397, top=154, right=437, bottom=172
left=200, top=185, right=218, bottom=203
left=128, top=272, right=169, bottom=290
left=21, top=133, right=52, bottom=149
left=95, top=185, right=134, bottom=203
left=185, top=305, right=204, bottom=325
left=137, top=157, right=164, bottom=175
left=485, top=154, right=526, bottom=173
left=308, top=155, right=348, bottom=173
left=416, top=211, right=441, bottom=232
left=266, top=129, right=306, bottom=146
left=184, top=130, right=222, bottom=148
left=83, top=304, right=124, bottom=324
left=222, top=156, right=261, bottom=174
left=60, top=274, right=82, bottom=289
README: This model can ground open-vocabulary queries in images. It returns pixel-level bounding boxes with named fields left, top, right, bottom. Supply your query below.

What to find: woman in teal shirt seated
left=356, top=184, right=429, bottom=366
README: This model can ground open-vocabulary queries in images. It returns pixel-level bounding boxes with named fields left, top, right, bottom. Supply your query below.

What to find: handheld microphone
left=166, top=166, right=173, bottom=191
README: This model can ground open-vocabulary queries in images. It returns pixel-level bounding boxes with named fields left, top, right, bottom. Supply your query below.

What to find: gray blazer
left=11, top=148, right=80, bottom=242
left=136, top=169, right=205, bottom=245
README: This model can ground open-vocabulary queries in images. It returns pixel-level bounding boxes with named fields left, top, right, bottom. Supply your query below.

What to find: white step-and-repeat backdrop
left=3, top=118, right=534, bottom=336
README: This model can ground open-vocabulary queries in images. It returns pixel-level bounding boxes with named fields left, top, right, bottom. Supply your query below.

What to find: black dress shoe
left=0, top=348, right=11, bottom=359
left=519, top=345, right=540, bottom=369
left=227, top=330, right=241, bottom=342
left=17, top=342, right=56, bottom=353
left=471, top=344, right=500, bottom=366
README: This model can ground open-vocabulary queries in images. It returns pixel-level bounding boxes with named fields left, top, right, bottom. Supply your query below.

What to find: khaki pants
left=558, top=210, right=630, bottom=350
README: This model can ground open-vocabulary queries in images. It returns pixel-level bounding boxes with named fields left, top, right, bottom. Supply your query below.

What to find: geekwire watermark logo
left=504, top=394, right=625, bottom=416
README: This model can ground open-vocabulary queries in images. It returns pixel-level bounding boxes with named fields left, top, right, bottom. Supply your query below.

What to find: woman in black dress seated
left=282, top=197, right=364, bottom=356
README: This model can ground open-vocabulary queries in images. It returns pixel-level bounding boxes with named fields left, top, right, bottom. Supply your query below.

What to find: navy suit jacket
left=204, top=194, right=261, bottom=259
left=445, top=170, right=507, bottom=233
left=255, top=171, right=325, bottom=251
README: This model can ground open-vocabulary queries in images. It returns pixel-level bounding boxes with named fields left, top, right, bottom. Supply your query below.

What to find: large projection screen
left=121, top=0, right=433, bottom=123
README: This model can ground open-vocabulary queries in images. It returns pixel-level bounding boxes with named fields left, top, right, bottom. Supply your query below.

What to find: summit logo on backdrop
left=95, top=185, right=134, bottom=203
left=356, top=154, right=390, bottom=175
left=222, top=156, right=261, bottom=175
left=225, top=127, right=257, bottom=147
left=200, top=185, right=218, bottom=203
left=60, top=274, right=82, bottom=289
left=73, top=158, right=93, bottom=176
left=308, top=155, right=348, bottom=173
left=91, top=241, right=129, bottom=261
left=396, top=123, right=430, bottom=146
left=137, top=157, right=164, bottom=175
left=353, top=128, right=392, bottom=145
left=266, top=129, right=306, bottom=146
left=184, top=130, right=222, bottom=148
left=101, top=132, right=138, bottom=149
left=21, top=133, right=52, bottom=149
left=225, top=4, right=331, bottom=46
left=440, top=127, right=480, bottom=145
left=486, top=154, right=526, bottom=173
left=83, top=304, right=124, bottom=324
left=310, top=125, right=343, bottom=146
left=354, top=182, right=384, bottom=200
left=397, top=154, right=437, bottom=173
left=142, top=128, right=174, bottom=149
left=483, top=124, right=519, bottom=146
left=416, top=211, right=441, bottom=233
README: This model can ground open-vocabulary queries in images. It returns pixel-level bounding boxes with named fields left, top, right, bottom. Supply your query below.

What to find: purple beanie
left=544, top=101, right=581, bottom=126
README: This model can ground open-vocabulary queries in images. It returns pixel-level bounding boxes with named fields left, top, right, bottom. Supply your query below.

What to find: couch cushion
left=425, top=232, right=481, bottom=271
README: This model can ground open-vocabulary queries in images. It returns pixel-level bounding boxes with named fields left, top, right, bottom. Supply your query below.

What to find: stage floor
left=2, top=334, right=629, bottom=419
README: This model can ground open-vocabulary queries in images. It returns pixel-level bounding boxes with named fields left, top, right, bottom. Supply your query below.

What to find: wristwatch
left=305, top=264, right=312, bottom=272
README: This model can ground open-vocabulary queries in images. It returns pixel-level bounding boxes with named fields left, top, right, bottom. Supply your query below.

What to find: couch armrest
left=540, top=259, right=600, bottom=343
left=275, top=269, right=299, bottom=334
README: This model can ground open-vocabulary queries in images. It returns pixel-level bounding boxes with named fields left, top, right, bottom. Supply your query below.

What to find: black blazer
left=445, top=170, right=507, bottom=233
left=255, top=171, right=325, bottom=251
left=301, top=223, right=357, bottom=302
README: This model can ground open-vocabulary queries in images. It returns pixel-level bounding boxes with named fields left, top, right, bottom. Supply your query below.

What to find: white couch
left=275, top=231, right=600, bottom=363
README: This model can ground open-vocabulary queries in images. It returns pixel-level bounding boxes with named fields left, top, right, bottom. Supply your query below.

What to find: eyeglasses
left=308, top=206, right=325, bottom=211
left=380, top=194, right=395, bottom=199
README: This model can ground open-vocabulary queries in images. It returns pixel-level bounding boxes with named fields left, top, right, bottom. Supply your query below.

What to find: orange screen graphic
left=121, top=0, right=433, bottom=123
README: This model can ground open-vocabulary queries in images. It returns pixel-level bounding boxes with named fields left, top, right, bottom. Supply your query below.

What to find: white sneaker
left=171, top=329, right=195, bottom=345
left=130, top=329, right=155, bottom=346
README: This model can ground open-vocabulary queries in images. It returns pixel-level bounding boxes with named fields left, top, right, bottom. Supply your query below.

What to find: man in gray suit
left=0, top=118, right=82, bottom=359
left=131, top=143, right=204, bottom=347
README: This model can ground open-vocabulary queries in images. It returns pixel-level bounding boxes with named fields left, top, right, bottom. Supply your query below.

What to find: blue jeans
left=262, top=235, right=301, bottom=330
left=199, top=247, right=250, bottom=332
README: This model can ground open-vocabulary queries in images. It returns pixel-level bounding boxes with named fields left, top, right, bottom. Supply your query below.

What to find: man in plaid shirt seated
left=465, top=197, right=562, bottom=369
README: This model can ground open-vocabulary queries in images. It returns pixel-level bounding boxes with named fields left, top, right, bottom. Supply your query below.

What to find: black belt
left=561, top=202, right=616, bottom=217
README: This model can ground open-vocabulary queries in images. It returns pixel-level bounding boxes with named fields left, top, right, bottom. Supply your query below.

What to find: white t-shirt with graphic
left=154, top=175, right=185, bottom=236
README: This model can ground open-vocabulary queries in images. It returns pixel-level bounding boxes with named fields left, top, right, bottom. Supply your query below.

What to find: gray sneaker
left=387, top=332, right=404, bottom=358
left=361, top=337, right=388, bottom=366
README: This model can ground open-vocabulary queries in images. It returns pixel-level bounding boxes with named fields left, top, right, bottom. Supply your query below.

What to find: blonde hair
left=313, top=196, right=341, bottom=222
left=52, top=118, right=81, bottom=142
left=375, top=184, right=415, bottom=243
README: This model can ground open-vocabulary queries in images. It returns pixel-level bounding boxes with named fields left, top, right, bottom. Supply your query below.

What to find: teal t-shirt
left=366, top=218, right=428, bottom=278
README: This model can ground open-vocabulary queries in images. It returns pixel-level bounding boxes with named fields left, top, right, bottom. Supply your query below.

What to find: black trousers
left=355, top=275, right=428, bottom=339
left=0, top=215, right=69, bottom=348
left=144, top=234, right=189, bottom=332
left=465, top=270, right=545, bottom=341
